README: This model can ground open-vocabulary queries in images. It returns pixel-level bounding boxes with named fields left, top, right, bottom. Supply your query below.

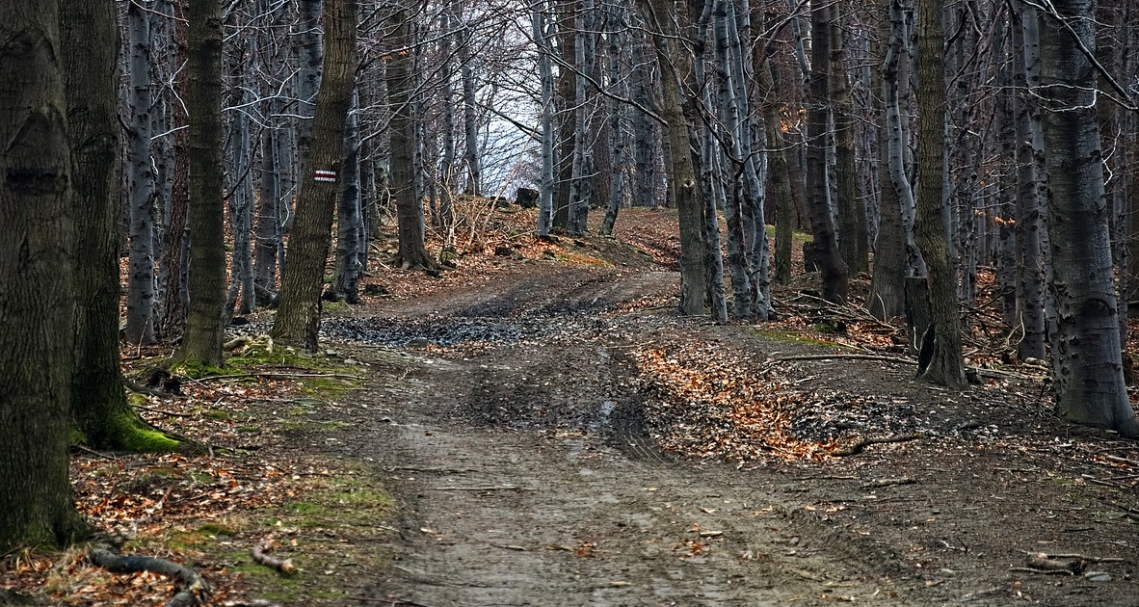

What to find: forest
left=3, top=0, right=1139, bottom=604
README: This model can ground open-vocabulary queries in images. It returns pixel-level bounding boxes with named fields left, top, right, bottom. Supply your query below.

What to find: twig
left=251, top=536, right=297, bottom=575
left=1101, top=454, right=1139, bottom=467
left=1019, top=550, right=1124, bottom=563
left=72, top=444, right=118, bottom=460
left=133, top=405, right=192, bottom=418
left=1009, top=567, right=1074, bottom=575
left=832, top=433, right=921, bottom=457
left=861, top=477, right=916, bottom=489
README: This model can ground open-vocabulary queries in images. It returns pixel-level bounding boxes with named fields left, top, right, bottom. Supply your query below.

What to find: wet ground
left=286, top=259, right=1139, bottom=606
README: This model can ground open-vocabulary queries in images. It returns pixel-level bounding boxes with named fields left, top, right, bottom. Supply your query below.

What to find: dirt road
left=307, top=260, right=1138, bottom=607
left=330, top=268, right=915, bottom=606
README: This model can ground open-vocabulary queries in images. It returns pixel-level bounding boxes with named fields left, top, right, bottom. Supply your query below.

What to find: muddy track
left=320, top=268, right=934, bottom=606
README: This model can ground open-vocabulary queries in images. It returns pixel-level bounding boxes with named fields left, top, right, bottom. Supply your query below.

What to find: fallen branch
left=251, top=536, right=297, bottom=575
left=1020, top=550, right=1124, bottom=564
left=832, top=434, right=921, bottom=457
left=1024, top=551, right=1085, bottom=574
left=1009, top=566, right=1074, bottom=575
left=861, top=477, right=916, bottom=489
left=88, top=548, right=211, bottom=607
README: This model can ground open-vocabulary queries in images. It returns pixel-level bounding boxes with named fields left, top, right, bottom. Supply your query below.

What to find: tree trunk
left=600, top=4, right=627, bottom=236
left=336, top=88, right=364, bottom=303
left=831, top=1, right=868, bottom=276
left=296, top=0, right=323, bottom=175
left=0, top=0, right=89, bottom=551
left=914, top=0, right=966, bottom=388
left=867, top=0, right=908, bottom=320
left=631, top=30, right=658, bottom=208
left=534, top=0, right=556, bottom=235
left=272, top=0, right=358, bottom=350
left=156, top=0, right=190, bottom=341
left=567, top=1, right=591, bottom=235
left=124, top=0, right=158, bottom=345
left=224, top=38, right=256, bottom=317
left=63, top=0, right=179, bottom=452
left=636, top=0, right=707, bottom=315
left=711, top=0, right=751, bottom=318
left=178, top=0, right=228, bottom=366
left=553, top=0, right=577, bottom=230
left=1038, top=0, right=1138, bottom=437
left=1012, top=1, right=1047, bottom=361
left=456, top=6, right=481, bottom=197
left=388, top=5, right=433, bottom=269
left=805, top=1, right=849, bottom=304
left=693, top=0, right=727, bottom=321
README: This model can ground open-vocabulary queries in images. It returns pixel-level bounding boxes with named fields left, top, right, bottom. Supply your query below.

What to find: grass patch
left=764, top=224, right=813, bottom=243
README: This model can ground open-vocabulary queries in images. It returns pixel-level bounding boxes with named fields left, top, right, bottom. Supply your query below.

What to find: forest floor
left=5, top=206, right=1139, bottom=606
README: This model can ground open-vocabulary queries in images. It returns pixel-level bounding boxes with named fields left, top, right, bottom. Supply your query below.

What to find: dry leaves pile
left=633, top=342, right=839, bottom=462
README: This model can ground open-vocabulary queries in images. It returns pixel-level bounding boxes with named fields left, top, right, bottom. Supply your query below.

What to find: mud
left=296, top=263, right=1139, bottom=606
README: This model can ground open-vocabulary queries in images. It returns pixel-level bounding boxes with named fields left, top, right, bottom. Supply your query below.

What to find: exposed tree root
left=88, top=548, right=211, bottom=607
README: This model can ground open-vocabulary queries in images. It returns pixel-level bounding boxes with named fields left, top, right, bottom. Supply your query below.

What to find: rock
left=515, top=187, right=539, bottom=208
left=1085, top=571, right=1112, bottom=582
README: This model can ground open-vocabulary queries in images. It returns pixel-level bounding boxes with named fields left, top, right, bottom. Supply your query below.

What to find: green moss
left=764, top=224, right=813, bottom=243
left=322, top=300, right=348, bottom=312
left=204, top=409, right=232, bottom=421
left=171, top=358, right=227, bottom=379
left=110, top=410, right=181, bottom=452
left=197, top=522, right=236, bottom=536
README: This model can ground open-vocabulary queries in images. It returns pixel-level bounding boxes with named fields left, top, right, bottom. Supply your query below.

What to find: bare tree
left=1037, top=0, right=1138, bottom=437
left=0, top=0, right=88, bottom=551
left=178, top=0, right=229, bottom=366
left=914, top=0, right=965, bottom=388
left=272, top=0, right=359, bottom=350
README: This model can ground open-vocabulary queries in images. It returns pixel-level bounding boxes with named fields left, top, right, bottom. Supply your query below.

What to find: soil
left=266, top=216, right=1139, bottom=606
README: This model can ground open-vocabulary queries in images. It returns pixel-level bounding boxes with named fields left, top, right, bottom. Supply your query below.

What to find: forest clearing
left=4, top=208, right=1139, bottom=606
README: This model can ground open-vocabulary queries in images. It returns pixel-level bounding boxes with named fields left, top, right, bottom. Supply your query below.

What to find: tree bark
left=156, top=0, right=190, bottom=342
left=867, top=0, right=908, bottom=320
left=335, top=88, right=364, bottom=303
left=124, top=0, right=158, bottom=345
left=63, top=0, right=179, bottom=452
left=387, top=4, right=434, bottom=269
left=272, top=0, right=358, bottom=350
left=178, top=0, right=228, bottom=366
left=831, top=1, right=868, bottom=276
left=534, top=0, right=556, bottom=235
left=1011, top=1, right=1047, bottom=360
left=914, top=0, right=966, bottom=388
left=805, top=1, right=849, bottom=304
left=0, top=0, right=88, bottom=551
left=1038, top=0, right=1138, bottom=437
left=636, top=0, right=708, bottom=315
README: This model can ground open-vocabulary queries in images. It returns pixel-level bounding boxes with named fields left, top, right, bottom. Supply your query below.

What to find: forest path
left=319, top=265, right=929, bottom=606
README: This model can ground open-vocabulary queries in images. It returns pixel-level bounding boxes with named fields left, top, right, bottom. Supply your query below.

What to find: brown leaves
left=633, top=343, right=837, bottom=462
